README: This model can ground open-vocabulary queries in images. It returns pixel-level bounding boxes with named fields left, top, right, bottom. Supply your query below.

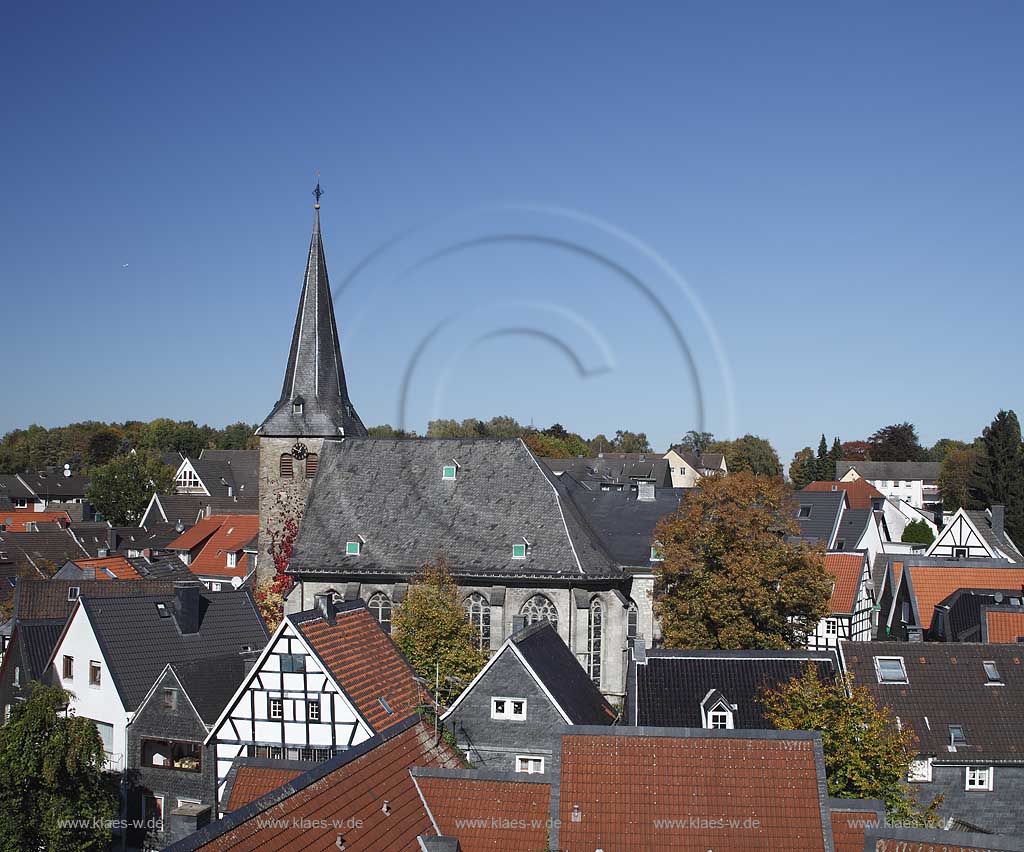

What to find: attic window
left=875, top=657, right=908, bottom=684
left=949, top=725, right=967, bottom=748
left=292, top=398, right=304, bottom=415
left=346, top=541, right=361, bottom=556
left=68, top=586, right=80, bottom=602
left=226, top=552, right=237, bottom=569
left=954, top=547, right=968, bottom=559
left=156, top=602, right=170, bottom=618
left=798, top=505, right=813, bottom=519
left=511, top=543, right=527, bottom=559
left=984, top=661, right=1002, bottom=684
left=442, top=465, right=457, bottom=481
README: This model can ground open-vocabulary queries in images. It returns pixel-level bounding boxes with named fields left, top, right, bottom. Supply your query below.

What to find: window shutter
left=305, top=454, right=318, bottom=478
left=280, top=454, right=294, bottom=478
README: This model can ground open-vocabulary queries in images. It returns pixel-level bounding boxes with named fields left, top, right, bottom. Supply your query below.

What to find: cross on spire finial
left=313, top=172, right=323, bottom=209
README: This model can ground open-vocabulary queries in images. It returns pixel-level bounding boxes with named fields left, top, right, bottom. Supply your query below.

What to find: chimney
left=314, top=593, right=336, bottom=625
left=631, top=637, right=647, bottom=664
left=934, top=501, right=944, bottom=532
left=106, top=528, right=118, bottom=554
left=991, top=505, right=1005, bottom=540
left=637, top=481, right=655, bottom=502
left=512, top=615, right=527, bottom=635
left=172, top=581, right=203, bottom=634
left=168, top=803, right=211, bottom=845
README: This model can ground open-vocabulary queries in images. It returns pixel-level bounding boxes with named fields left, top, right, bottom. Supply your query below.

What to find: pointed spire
left=258, top=184, right=367, bottom=438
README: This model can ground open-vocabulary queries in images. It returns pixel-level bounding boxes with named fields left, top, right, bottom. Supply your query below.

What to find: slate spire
left=258, top=188, right=367, bottom=438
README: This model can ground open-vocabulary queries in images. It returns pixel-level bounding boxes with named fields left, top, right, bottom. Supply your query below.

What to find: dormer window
left=292, top=397, right=304, bottom=416
left=68, top=586, right=80, bottom=602
left=226, top=552, right=238, bottom=569
left=346, top=541, right=361, bottom=556
left=701, top=690, right=734, bottom=729
left=798, top=505, right=813, bottom=519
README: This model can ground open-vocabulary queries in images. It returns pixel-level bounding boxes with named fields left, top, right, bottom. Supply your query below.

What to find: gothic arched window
left=464, top=593, right=490, bottom=651
left=626, top=599, right=639, bottom=640
left=588, top=596, right=604, bottom=687
left=521, top=595, right=557, bottom=628
left=367, top=592, right=392, bottom=634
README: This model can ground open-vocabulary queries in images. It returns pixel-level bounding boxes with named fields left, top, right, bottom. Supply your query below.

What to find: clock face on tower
left=291, top=442, right=309, bottom=460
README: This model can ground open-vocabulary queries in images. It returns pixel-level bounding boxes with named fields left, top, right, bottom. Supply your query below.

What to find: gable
left=927, top=510, right=995, bottom=559
left=174, top=459, right=209, bottom=495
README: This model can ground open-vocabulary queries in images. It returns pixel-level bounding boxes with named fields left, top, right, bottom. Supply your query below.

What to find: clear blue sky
left=2, top=2, right=1022, bottom=467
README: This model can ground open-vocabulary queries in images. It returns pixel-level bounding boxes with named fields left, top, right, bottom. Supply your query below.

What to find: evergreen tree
left=815, top=435, right=830, bottom=481
left=969, top=410, right=1024, bottom=542
left=901, top=519, right=935, bottom=545
left=829, top=437, right=842, bottom=474
left=868, top=423, right=927, bottom=462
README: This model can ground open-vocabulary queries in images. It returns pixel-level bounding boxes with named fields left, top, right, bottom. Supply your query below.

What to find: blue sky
left=2, top=2, right=1022, bottom=467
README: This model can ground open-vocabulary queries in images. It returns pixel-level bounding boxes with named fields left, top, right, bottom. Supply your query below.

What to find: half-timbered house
left=806, top=551, right=875, bottom=651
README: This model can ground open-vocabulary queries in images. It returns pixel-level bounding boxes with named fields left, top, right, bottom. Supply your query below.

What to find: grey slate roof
left=931, top=588, right=1024, bottom=642
left=258, top=206, right=367, bottom=439
left=842, top=641, right=1024, bottom=762
left=966, top=509, right=1023, bottom=561
left=791, top=491, right=846, bottom=546
left=19, top=470, right=89, bottom=500
left=186, top=450, right=259, bottom=499
left=561, top=479, right=689, bottom=566
left=290, top=438, right=620, bottom=580
left=143, top=493, right=258, bottom=527
left=78, top=588, right=269, bottom=710
left=511, top=621, right=617, bottom=724
left=833, top=507, right=872, bottom=550
left=627, top=649, right=839, bottom=727
left=542, top=455, right=673, bottom=488
left=0, top=475, right=36, bottom=501
left=167, top=654, right=250, bottom=724
left=18, top=619, right=66, bottom=681
left=0, top=528, right=89, bottom=575
left=836, top=460, right=941, bottom=482
left=13, top=577, right=178, bottom=621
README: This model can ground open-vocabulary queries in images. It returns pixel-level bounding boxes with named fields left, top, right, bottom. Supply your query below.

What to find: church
left=255, top=192, right=657, bottom=699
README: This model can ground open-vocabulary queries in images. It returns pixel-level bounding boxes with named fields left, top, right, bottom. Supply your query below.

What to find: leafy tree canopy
left=788, top=447, right=815, bottom=490
left=867, top=422, right=927, bottom=462
left=673, top=430, right=715, bottom=456
left=840, top=440, right=872, bottom=461
left=761, top=666, right=939, bottom=825
left=654, top=472, right=831, bottom=649
left=708, top=434, right=782, bottom=477
left=85, top=452, right=175, bottom=525
left=392, top=558, right=488, bottom=704
left=901, top=519, right=935, bottom=545
left=969, top=409, right=1024, bottom=542
left=0, top=683, right=119, bottom=852
left=938, top=444, right=982, bottom=511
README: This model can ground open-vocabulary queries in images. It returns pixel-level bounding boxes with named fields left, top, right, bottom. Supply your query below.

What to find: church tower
left=256, top=185, right=367, bottom=583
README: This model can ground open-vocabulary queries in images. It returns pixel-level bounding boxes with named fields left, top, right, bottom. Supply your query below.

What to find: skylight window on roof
left=378, top=697, right=394, bottom=715
left=949, top=725, right=967, bottom=748
left=798, top=505, right=813, bottom=519
left=512, top=543, right=527, bottom=559
left=156, top=602, right=170, bottom=618
left=346, top=541, right=361, bottom=556
left=983, top=661, right=1002, bottom=684
left=875, top=656, right=908, bottom=684
left=442, top=464, right=457, bottom=481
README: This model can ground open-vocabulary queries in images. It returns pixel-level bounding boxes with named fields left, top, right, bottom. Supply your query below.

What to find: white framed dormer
left=491, top=696, right=527, bottom=721
left=226, top=552, right=238, bottom=569
left=173, top=459, right=208, bottom=496
left=907, top=757, right=933, bottom=783
left=700, top=689, right=735, bottom=729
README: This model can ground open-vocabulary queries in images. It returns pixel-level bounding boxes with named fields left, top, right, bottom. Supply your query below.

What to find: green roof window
left=346, top=541, right=361, bottom=557
left=442, top=465, right=457, bottom=481
left=512, top=543, right=527, bottom=559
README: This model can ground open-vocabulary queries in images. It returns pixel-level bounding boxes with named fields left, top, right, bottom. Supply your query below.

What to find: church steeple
left=258, top=185, right=367, bottom=438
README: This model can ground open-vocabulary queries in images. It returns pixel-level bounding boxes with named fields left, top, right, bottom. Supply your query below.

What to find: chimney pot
left=637, top=481, right=656, bottom=502
left=172, top=580, right=203, bottom=634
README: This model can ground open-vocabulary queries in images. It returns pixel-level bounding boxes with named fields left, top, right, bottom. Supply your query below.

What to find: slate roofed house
left=0, top=474, right=39, bottom=510
left=19, top=468, right=90, bottom=505
left=925, top=506, right=1022, bottom=562
left=166, top=514, right=260, bottom=590
left=139, top=492, right=258, bottom=529
left=441, top=619, right=615, bottom=777
left=837, top=460, right=942, bottom=512
left=126, top=654, right=254, bottom=847
left=806, top=551, right=875, bottom=651
left=542, top=453, right=674, bottom=490
left=0, top=526, right=90, bottom=576
left=662, top=447, right=727, bottom=488
left=842, top=640, right=1024, bottom=835
left=205, top=595, right=430, bottom=802
left=164, top=716, right=463, bottom=852
left=792, top=489, right=848, bottom=548
left=173, top=450, right=259, bottom=501
left=43, top=581, right=268, bottom=773
left=864, top=826, right=1024, bottom=852
left=625, top=647, right=839, bottom=729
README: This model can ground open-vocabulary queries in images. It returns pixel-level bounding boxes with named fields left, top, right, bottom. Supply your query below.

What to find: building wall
left=257, top=436, right=325, bottom=584
left=911, top=764, right=1024, bottom=835
left=445, top=648, right=567, bottom=777
left=125, top=669, right=215, bottom=848
left=663, top=451, right=700, bottom=489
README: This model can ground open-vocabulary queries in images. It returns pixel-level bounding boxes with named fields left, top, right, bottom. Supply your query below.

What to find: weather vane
left=313, top=171, right=323, bottom=208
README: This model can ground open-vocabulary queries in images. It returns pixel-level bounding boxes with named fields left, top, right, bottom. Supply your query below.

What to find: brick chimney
left=314, top=592, right=336, bottom=625
left=172, top=580, right=203, bottom=634
left=637, top=481, right=655, bottom=502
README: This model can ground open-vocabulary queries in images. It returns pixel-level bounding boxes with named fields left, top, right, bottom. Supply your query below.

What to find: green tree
left=928, top=437, right=968, bottom=463
left=938, top=444, right=981, bottom=511
left=868, top=423, right=927, bottom=462
left=829, top=437, right=842, bottom=473
left=586, top=433, right=613, bottom=455
left=85, top=428, right=122, bottom=468
left=709, top=435, right=782, bottom=477
left=612, top=430, right=652, bottom=454
left=86, top=452, right=175, bottom=525
left=216, top=421, right=258, bottom=450
left=674, top=430, right=715, bottom=456
left=0, top=683, right=119, bottom=851
left=653, top=472, right=832, bottom=649
left=392, top=559, right=488, bottom=704
left=789, top=447, right=815, bottom=490
left=761, top=666, right=938, bottom=825
left=901, top=519, right=935, bottom=545
left=969, top=410, right=1024, bottom=542
left=815, top=434, right=830, bottom=481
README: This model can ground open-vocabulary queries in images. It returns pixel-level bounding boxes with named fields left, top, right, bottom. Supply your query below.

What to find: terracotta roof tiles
left=985, top=609, right=1024, bottom=643
left=803, top=480, right=884, bottom=510
left=226, top=765, right=305, bottom=812
left=825, top=552, right=865, bottom=614
left=906, top=566, right=1024, bottom=630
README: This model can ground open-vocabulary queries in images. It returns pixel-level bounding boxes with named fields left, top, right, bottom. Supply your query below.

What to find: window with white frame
left=984, top=661, right=1002, bottom=684
left=587, top=597, right=603, bottom=687
left=89, top=660, right=102, bottom=687
left=650, top=543, right=664, bottom=562
left=825, top=618, right=838, bottom=637
left=306, top=699, right=321, bottom=721
left=226, top=552, right=237, bottom=568
left=875, top=657, right=907, bottom=684
left=491, top=697, right=526, bottom=721
left=949, top=725, right=967, bottom=748
left=708, top=704, right=733, bottom=729
left=463, top=593, right=490, bottom=651
left=175, top=468, right=202, bottom=491
left=368, top=592, right=392, bottom=634
left=442, top=464, right=457, bottom=481
left=516, top=755, right=544, bottom=774
left=269, top=698, right=283, bottom=720
left=346, top=540, right=361, bottom=556
left=966, top=766, right=993, bottom=791
left=907, top=758, right=932, bottom=783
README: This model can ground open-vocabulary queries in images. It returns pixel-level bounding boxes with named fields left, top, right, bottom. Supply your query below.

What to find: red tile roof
left=188, top=719, right=462, bottom=851
left=829, top=803, right=882, bottom=852
left=907, top=566, right=1024, bottom=630
left=985, top=609, right=1024, bottom=643
left=225, top=766, right=305, bottom=812
left=0, top=511, right=72, bottom=531
left=294, top=605, right=428, bottom=732
left=415, top=774, right=550, bottom=852
left=825, top=552, right=864, bottom=613
left=803, top=480, right=883, bottom=510
left=74, top=556, right=142, bottom=580
left=169, top=515, right=259, bottom=578
left=557, top=732, right=830, bottom=851
left=166, top=516, right=224, bottom=552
